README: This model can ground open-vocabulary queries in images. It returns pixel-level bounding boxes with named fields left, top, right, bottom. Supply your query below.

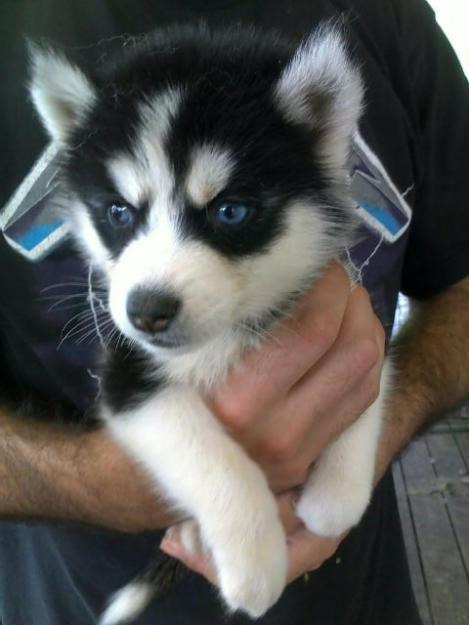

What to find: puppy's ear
left=274, top=25, right=363, bottom=173
left=29, top=44, right=96, bottom=143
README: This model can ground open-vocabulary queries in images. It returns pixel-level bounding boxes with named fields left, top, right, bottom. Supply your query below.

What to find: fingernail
left=160, top=538, right=181, bottom=559
left=163, top=526, right=178, bottom=542
left=160, top=527, right=182, bottom=557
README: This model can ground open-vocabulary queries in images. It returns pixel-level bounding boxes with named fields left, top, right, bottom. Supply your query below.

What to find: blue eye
left=107, top=203, right=135, bottom=229
left=214, top=202, right=249, bottom=226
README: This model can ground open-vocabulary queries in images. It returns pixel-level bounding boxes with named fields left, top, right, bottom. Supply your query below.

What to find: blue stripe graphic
left=18, top=221, right=63, bottom=251
left=359, top=201, right=401, bottom=236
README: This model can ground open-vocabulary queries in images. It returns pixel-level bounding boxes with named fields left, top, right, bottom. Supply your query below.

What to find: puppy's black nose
left=127, top=289, right=181, bottom=334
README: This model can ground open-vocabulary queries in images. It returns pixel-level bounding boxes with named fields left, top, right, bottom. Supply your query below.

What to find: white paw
left=297, top=474, right=371, bottom=537
left=214, top=518, right=288, bottom=618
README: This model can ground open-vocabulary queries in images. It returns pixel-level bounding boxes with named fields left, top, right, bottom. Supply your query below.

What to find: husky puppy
left=30, top=24, right=389, bottom=624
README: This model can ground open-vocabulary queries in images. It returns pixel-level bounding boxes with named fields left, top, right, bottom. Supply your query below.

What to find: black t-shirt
left=0, top=1, right=468, bottom=624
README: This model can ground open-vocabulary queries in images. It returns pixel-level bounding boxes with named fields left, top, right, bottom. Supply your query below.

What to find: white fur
left=136, top=89, right=183, bottom=226
left=105, top=90, right=183, bottom=230
left=103, top=386, right=288, bottom=618
left=234, top=201, right=332, bottom=321
left=139, top=88, right=183, bottom=144
left=107, top=234, right=239, bottom=353
left=72, top=199, right=112, bottom=268
left=107, top=155, right=149, bottom=209
left=99, top=582, right=154, bottom=625
left=274, top=26, right=364, bottom=174
left=185, top=143, right=235, bottom=206
left=29, top=49, right=96, bottom=143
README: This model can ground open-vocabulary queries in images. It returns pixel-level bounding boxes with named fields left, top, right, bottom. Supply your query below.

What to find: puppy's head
left=30, top=25, right=363, bottom=353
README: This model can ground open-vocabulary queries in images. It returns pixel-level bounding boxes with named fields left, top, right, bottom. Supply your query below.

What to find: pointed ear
left=274, top=26, right=364, bottom=173
left=29, top=44, right=96, bottom=143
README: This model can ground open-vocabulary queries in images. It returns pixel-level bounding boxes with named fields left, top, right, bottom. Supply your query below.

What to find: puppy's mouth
left=147, top=333, right=186, bottom=349
left=133, top=323, right=193, bottom=351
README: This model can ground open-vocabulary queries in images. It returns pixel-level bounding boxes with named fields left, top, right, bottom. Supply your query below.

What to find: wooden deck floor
left=393, top=405, right=469, bottom=625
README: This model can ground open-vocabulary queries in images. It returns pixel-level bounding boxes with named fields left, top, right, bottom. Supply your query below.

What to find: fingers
left=234, top=285, right=385, bottom=491
left=283, top=285, right=384, bottom=458
left=212, top=262, right=351, bottom=432
left=161, top=529, right=343, bottom=589
left=160, top=494, right=345, bottom=589
left=160, top=491, right=303, bottom=586
left=277, top=491, right=304, bottom=534
left=286, top=527, right=344, bottom=583
left=291, top=285, right=382, bottom=403
left=296, top=361, right=383, bottom=468
left=160, top=526, right=218, bottom=584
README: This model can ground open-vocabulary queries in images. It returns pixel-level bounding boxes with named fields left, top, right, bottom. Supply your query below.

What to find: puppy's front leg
left=297, top=360, right=391, bottom=537
left=102, top=386, right=287, bottom=617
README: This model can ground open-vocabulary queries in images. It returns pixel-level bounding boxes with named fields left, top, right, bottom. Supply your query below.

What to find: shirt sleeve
left=396, top=0, right=469, bottom=299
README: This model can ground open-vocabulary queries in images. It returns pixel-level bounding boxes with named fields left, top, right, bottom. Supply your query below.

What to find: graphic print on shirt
left=0, top=142, right=67, bottom=261
left=350, top=132, right=412, bottom=244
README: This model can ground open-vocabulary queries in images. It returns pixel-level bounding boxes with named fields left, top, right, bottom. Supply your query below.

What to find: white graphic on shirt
left=1, top=132, right=413, bottom=261
left=349, top=132, right=412, bottom=243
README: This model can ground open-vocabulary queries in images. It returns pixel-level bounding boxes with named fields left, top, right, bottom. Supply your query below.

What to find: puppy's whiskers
left=237, top=320, right=283, bottom=347
left=87, top=264, right=109, bottom=348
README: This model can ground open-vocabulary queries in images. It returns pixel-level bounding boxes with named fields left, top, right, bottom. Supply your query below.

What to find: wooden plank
left=400, top=438, right=436, bottom=491
left=409, top=494, right=469, bottom=625
left=401, top=437, right=469, bottom=625
left=426, top=432, right=466, bottom=478
left=447, top=484, right=469, bottom=583
left=456, top=431, right=469, bottom=467
left=427, top=433, right=469, bottom=587
left=393, top=461, right=433, bottom=625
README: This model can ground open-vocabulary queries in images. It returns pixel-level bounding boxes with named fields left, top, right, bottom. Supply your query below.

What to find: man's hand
left=162, top=262, right=385, bottom=582
left=161, top=491, right=344, bottom=585
left=212, top=262, right=384, bottom=493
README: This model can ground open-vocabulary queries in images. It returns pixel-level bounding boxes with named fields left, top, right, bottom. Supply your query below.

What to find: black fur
left=102, top=342, right=165, bottom=413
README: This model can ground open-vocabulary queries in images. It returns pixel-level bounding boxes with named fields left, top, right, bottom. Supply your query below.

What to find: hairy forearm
left=376, top=276, right=469, bottom=479
left=0, top=406, right=175, bottom=531
left=0, top=407, right=93, bottom=522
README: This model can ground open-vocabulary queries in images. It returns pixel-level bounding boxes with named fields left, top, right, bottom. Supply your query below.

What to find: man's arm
left=376, top=275, right=469, bottom=481
left=0, top=407, right=177, bottom=532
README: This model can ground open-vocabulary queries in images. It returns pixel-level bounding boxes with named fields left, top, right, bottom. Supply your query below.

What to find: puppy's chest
left=103, top=329, right=254, bottom=413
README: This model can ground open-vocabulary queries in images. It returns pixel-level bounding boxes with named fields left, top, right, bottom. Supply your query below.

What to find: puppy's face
left=31, top=26, right=362, bottom=353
